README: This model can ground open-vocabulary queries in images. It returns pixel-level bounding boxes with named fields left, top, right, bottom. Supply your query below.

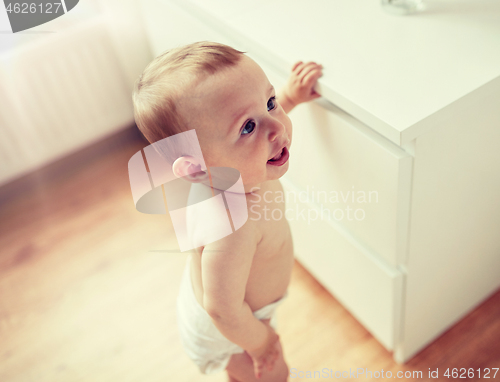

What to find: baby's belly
left=244, top=241, right=294, bottom=311
left=189, top=240, right=294, bottom=313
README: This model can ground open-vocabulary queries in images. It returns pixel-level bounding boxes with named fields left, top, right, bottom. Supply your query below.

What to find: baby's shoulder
left=204, top=214, right=260, bottom=258
left=231, top=210, right=261, bottom=243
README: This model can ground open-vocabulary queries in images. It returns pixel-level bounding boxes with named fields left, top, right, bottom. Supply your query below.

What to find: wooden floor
left=0, top=128, right=499, bottom=382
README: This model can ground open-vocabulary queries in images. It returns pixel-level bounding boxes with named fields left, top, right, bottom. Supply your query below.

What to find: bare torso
left=189, top=179, right=294, bottom=312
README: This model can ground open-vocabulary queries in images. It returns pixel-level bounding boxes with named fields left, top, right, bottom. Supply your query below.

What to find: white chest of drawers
left=138, top=0, right=500, bottom=362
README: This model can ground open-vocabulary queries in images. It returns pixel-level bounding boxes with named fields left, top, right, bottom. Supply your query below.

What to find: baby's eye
left=267, top=96, right=277, bottom=111
left=241, top=120, right=256, bottom=135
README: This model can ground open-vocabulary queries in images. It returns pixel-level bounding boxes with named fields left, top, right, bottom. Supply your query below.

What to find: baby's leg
left=225, top=340, right=289, bottom=382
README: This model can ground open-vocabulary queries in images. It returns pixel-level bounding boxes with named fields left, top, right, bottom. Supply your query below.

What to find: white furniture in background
left=0, top=0, right=152, bottom=187
left=138, top=0, right=500, bottom=363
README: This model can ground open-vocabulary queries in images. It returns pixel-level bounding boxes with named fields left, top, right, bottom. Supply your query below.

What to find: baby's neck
left=194, top=175, right=267, bottom=196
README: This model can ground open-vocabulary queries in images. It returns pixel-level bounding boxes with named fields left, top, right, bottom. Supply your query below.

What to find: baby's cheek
left=285, top=115, right=293, bottom=137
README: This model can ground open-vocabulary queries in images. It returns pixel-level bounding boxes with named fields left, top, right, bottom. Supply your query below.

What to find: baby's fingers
left=266, top=346, right=280, bottom=371
left=291, top=61, right=303, bottom=72
left=297, top=62, right=321, bottom=78
left=253, top=359, right=263, bottom=379
left=300, top=63, right=322, bottom=79
left=292, top=61, right=312, bottom=77
left=302, top=68, right=322, bottom=85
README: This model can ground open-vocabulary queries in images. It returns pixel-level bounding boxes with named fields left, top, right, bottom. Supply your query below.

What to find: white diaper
left=176, top=256, right=288, bottom=375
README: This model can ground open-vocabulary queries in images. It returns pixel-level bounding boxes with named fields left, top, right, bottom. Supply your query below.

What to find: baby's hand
left=280, top=61, right=323, bottom=112
left=246, top=320, right=281, bottom=379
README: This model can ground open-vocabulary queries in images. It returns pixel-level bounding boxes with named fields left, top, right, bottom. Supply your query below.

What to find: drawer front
left=282, top=179, right=403, bottom=351
left=288, top=100, right=412, bottom=266
left=255, top=60, right=412, bottom=267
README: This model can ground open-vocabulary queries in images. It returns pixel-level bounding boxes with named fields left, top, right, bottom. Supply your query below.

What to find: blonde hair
left=132, top=41, right=245, bottom=147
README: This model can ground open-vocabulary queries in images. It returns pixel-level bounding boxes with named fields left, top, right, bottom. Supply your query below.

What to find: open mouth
left=267, top=146, right=289, bottom=166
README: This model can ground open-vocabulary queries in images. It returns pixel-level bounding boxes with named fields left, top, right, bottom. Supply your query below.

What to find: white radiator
left=0, top=15, right=136, bottom=186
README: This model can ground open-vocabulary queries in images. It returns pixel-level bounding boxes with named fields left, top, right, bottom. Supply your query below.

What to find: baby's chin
left=239, top=159, right=290, bottom=192
left=255, top=161, right=291, bottom=185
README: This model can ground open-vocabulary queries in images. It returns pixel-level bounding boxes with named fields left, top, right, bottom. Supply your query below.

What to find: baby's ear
left=172, top=156, right=208, bottom=183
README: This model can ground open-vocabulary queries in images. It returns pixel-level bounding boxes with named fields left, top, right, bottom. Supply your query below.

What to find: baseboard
left=0, top=124, right=148, bottom=206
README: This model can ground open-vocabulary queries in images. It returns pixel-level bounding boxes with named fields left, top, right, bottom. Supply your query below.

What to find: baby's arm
left=278, top=61, right=323, bottom=114
left=202, top=221, right=279, bottom=379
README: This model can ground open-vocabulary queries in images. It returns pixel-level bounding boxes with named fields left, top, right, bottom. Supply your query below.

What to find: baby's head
left=133, top=41, right=292, bottom=192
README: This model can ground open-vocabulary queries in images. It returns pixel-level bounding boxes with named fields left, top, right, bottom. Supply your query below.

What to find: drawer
left=286, top=100, right=412, bottom=267
left=254, top=58, right=412, bottom=267
left=281, top=179, right=403, bottom=351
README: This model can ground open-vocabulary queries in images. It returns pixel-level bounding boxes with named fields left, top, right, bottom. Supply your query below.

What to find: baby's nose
left=268, top=121, right=286, bottom=141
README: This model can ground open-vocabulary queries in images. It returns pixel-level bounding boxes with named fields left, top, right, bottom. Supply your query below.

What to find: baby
left=133, top=41, right=322, bottom=382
